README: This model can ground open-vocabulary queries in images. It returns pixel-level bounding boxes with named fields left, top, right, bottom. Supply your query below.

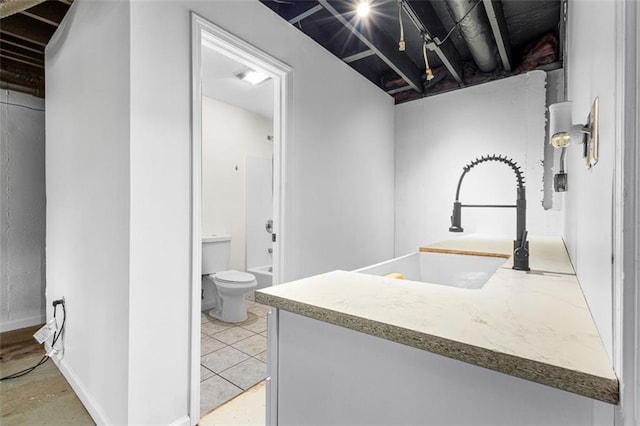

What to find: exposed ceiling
left=0, top=0, right=563, bottom=103
left=0, top=0, right=73, bottom=97
left=260, top=0, right=564, bottom=103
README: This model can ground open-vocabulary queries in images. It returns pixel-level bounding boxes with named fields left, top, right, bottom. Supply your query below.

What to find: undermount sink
left=353, top=251, right=508, bottom=289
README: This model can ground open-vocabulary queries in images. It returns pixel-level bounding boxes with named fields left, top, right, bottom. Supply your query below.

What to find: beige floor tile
left=201, top=335, right=226, bottom=356
left=214, top=327, right=255, bottom=345
left=202, top=321, right=232, bottom=336
left=248, top=305, right=271, bottom=317
left=260, top=331, right=267, bottom=338
left=254, top=351, right=268, bottom=363
left=241, top=317, right=267, bottom=333
left=237, top=311, right=260, bottom=327
left=201, top=346, right=250, bottom=374
left=219, top=358, right=266, bottom=390
left=232, top=334, right=267, bottom=357
left=200, top=375, right=243, bottom=416
left=201, top=365, right=215, bottom=382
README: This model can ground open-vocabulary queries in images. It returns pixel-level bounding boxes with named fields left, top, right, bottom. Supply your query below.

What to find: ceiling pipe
left=445, top=0, right=499, bottom=73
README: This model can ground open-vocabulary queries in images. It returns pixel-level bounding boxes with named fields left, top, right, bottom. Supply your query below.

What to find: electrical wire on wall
left=0, top=300, right=66, bottom=381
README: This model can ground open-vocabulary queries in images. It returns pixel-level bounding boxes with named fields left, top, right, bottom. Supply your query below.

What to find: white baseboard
left=0, top=314, right=45, bottom=333
left=52, top=357, right=112, bottom=426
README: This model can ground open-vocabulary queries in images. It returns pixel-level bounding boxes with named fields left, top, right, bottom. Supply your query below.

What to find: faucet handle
left=513, top=232, right=530, bottom=271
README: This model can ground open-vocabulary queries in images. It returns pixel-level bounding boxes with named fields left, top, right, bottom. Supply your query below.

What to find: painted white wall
left=34, top=1, right=393, bottom=424
left=564, top=0, right=617, bottom=360
left=0, top=90, right=46, bottom=332
left=202, top=97, right=273, bottom=272
left=246, top=156, right=273, bottom=270
left=395, top=71, right=556, bottom=255
left=45, top=1, right=130, bottom=424
left=127, top=2, right=394, bottom=422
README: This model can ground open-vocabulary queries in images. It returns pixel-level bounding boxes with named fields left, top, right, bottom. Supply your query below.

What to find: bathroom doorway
left=190, top=14, right=291, bottom=425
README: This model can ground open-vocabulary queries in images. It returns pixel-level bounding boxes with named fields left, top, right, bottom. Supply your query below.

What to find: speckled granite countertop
left=255, top=235, right=619, bottom=404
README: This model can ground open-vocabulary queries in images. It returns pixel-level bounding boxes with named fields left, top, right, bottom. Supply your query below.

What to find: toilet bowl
left=205, top=270, right=257, bottom=323
left=201, top=235, right=257, bottom=323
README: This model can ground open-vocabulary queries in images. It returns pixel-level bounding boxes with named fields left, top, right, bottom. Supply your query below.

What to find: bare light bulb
left=551, top=132, right=572, bottom=148
left=357, top=1, right=370, bottom=17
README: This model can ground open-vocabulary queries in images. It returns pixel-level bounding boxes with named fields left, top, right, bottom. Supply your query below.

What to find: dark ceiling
left=0, top=0, right=73, bottom=97
left=0, top=0, right=562, bottom=102
left=260, top=0, right=564, bottom=103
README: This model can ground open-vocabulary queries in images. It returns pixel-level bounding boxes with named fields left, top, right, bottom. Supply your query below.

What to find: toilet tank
left=202, top=235, right=231, bottom=275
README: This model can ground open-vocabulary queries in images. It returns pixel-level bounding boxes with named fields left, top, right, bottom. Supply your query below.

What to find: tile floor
left=200, top=381, right=266, bottom=425
left=200, top=294, right=270, bottom=416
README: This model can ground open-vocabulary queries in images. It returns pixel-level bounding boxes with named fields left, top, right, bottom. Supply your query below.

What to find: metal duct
left=445, top=0, right=499, bottom=72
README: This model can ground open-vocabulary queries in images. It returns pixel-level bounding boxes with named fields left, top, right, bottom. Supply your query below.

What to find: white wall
left=246, top=156, right=273, bottom=270
left=0, top=90, right=46, bottom=332
left=46, top=1, right=394, bottom=424
left=45, top=2, right=131, bottom=424
left=564, top=0, right=617, bottom=360
left=202, top=97, right=272, bottom=272
left=125, top=1, right=395, bottom=424
left=395, top=71, right=556, bottom=255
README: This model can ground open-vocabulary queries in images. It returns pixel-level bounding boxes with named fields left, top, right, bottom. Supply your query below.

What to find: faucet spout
left=448, top=155, right=530, bottom=271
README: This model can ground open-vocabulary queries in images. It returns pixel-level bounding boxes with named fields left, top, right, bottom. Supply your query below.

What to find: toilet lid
left=215, top=270, right=256, bottom=284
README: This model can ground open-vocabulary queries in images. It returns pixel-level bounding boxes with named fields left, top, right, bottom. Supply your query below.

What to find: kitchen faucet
left=448, top=155, right=530, bottom=271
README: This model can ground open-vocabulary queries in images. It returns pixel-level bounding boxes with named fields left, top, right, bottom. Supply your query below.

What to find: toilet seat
left=215, top=270, right=256, bottom=284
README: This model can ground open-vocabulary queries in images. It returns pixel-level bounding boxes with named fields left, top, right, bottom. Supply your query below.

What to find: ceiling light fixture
left=234, top=69, right=270, bottom=86
left=356, top=0, right=371, bottom=17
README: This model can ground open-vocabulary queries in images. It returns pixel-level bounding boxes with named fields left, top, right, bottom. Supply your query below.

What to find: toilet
left=202, top=235, right=257, bottom=323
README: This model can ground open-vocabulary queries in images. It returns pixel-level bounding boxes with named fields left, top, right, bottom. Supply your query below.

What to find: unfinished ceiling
left=0, top=0, right=562, bottom=102
left=260, top=0, right=563, bottom=103
left=0, top=0, right=73, bottom=97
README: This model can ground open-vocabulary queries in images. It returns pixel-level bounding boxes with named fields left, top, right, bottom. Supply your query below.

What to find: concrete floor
left=2, top=314, right=267, bottom=425
left=0, top=324, right=94, bottom=425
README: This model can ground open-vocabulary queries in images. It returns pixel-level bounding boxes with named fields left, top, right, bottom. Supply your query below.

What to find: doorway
left=190, top=14, right=291, bottom=425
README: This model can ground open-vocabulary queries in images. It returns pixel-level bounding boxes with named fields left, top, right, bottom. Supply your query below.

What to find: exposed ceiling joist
left=0, top=52, right=43, bottom=68
left=318, top=0, right=423, bottom=93
left=0, top=0, right=73, bottom=97
left=405, top=0, right=464, bottom=84
left=289, top=4, right=323, bottom=25
left=342, top=49, right=375, bottom=64
left=0, top=13, right=56, bottom=45
left=483, top=0, right=512, bottom=72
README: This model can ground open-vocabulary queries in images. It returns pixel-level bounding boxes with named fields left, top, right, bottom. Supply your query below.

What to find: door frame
left=190, top=13, right=291, bottom=425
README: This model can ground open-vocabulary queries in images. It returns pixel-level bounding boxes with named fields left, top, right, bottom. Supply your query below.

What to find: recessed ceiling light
left=234, top=69, right=270, bottom=86
left=356, top=0, right=370, bottom=17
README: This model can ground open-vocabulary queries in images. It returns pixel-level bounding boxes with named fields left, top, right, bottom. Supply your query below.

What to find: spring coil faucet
left=449, top=155, right=530, bottom=271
